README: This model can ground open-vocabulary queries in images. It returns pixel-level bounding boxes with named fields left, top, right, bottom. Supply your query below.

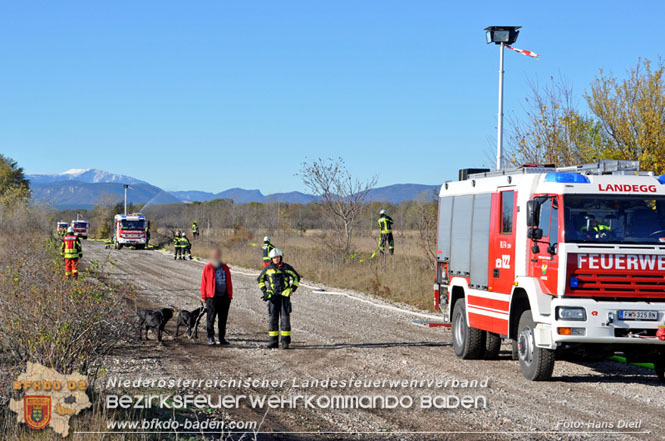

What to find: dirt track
left=85, top=241, right=665, bottom=440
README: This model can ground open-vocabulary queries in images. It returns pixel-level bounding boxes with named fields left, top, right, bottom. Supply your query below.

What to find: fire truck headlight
left=557, top=307, right=587, bottom=321
left=569, top=277, right=579, bottom=288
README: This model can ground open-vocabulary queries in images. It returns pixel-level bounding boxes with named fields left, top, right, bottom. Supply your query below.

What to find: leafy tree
left=508, top=77, right=608, bottom=167
left=0, top=154, right=30, bottom=204
left=586, top=58, right=665, bottom=174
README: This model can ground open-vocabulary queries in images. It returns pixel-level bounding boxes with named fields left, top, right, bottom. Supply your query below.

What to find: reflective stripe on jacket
left=262, top=242, right=274, bottom=262
left=257, top=262, right=300, bottom=297
left=378, top=215, right=393, bottom=234
left=61, top=234, right=82, bottom=259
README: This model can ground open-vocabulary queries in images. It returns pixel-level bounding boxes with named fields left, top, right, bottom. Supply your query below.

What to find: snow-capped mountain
left=27, top=168, right=147, bottom=185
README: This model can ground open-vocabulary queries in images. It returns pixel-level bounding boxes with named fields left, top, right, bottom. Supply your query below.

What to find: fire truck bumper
left=550, top=298, right=665, bottom=345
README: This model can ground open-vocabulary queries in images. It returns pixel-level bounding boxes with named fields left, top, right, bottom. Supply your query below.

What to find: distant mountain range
left=27, top=168, right=438, bottom=209
left=28, top=168, right=147, bottom=185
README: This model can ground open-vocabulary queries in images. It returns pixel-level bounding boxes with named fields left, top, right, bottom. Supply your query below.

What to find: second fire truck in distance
left=434, top=160, right=665, bottom=381
left=71, top=219, right=90, bottom=239
left=113, top=213, right=148, bottom=249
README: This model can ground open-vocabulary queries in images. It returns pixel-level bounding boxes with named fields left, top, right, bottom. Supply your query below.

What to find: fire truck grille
left=566, top=253, right=665, bottom=299
left=567, top=272, right=665, bottom=298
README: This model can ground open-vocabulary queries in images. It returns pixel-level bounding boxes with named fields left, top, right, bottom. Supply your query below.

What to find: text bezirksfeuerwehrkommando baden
left=105, top=376, right=489, bottom=391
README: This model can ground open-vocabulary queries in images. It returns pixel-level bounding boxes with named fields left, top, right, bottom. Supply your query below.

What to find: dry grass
left=188, top=229, right=435, bottom=311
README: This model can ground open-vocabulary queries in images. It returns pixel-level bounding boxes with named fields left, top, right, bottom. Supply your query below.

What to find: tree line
left=509, top=58, right=665, bottom=174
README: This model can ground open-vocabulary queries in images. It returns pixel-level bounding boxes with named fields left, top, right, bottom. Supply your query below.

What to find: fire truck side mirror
left=526, top=200, right=538, bottom=226
left=527, top=227, right=543, bottom=240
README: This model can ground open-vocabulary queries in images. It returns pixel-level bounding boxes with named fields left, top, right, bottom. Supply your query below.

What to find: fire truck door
left=528, top=195, right=561, bottom=295
left=489, top=189, right=517, bottom=294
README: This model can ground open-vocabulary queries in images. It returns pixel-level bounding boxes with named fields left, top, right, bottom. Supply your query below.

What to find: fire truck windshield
left=73, top=222, right=88, bottom=228
left=564, top=195, right=665, bottom=244
left=120, top=220, right=145, bottom=230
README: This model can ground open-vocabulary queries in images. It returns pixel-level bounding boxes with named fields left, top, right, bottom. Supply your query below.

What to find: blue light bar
left=569, top=277, right=579, bottom=288
left=658, top=175, right=665, bottom=184
left=544, top=172, right=590, bottom=184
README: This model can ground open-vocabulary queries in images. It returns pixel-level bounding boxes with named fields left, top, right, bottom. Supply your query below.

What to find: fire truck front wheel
left=452, top=301, right=484, bottom=359
left=517, top=310, right=555, bottom=381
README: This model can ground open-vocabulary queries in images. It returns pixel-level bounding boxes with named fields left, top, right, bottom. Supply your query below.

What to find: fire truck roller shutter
left=437, top=196, right=454, bottom=262
left=469, top=194, right=491, bottom=289
left=450, top=195, right=473, bottom=277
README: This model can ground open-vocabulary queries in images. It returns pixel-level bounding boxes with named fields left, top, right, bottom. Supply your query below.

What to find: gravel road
left=85, top=241, right=664, bottom=441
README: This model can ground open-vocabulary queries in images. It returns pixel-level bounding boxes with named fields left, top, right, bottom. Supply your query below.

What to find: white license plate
left=618, top=310, right=658, bottom=321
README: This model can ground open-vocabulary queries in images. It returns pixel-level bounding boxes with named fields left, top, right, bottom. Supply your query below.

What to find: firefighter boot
left=265, top=338, right=278, bottom=349
left=281, top=331, right=291, bottom=349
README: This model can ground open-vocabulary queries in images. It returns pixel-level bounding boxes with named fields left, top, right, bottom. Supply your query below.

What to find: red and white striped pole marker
left=506, top=46, right=540, bottom=58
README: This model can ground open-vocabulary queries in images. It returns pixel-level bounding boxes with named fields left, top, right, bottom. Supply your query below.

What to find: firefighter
left=192, top=221, right=199, bottom=239
left=145, top=221, right=151, bottom=247
left=261, top=236, right=274, bottom=267
left=378, top=209, right=395, bottom=255
left=257, top=248, right=300, bottom=349
left=61, top=226, right=82, bottom=279
left=582, top=218, right=610, bottom=240
left=181, top=232, right=192, bottom=260
left=173, top=231, right=182, bottom=260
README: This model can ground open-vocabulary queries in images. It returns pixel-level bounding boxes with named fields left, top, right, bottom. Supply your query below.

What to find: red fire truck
left=71, top=219, right=90, bottom=239
left=113, top=213, right=148, bottom=249
left=434, top=160, right=665, bottom=381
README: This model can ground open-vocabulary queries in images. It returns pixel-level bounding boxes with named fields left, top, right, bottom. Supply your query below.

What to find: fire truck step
left=412, top=320, right=451, bottom=328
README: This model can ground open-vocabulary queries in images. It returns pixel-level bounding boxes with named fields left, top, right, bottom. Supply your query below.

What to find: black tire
left=517, top=309, right=555, bottom=381
left=451, top=300, right=484, bottom=359
left=483, top=332, right=502, bottom=360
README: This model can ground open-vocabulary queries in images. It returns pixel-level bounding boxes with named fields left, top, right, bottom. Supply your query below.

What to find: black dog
left=137, top=308, right=174, bottom=342
left=175, top=306, right=207, bottom=339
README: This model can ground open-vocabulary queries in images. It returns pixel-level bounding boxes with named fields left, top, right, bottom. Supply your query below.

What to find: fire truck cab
left=71, top=219, right=89, bottom=239
left=435, top=160, right=665, bottom=381
left=56, top=221, right=69, bottom=235
left=113, top=213, right=147, bottom=250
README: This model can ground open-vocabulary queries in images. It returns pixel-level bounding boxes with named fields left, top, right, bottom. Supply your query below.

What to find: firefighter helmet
left=67, top=226, right=74, bottom=233
left=269, top=248, right=283, bottom=259
left=380, top=209, right=387, bottom=215
left=182, top=232, right=187, bottom=237
left=264, top=236, right=271, bottom=242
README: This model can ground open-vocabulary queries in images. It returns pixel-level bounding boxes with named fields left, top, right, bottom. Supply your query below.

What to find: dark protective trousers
left=174, top=246, right=181, bottom=259
left=206, top=295, right=231, bottom=340
left=379, top=233, right=394, bottom=255
left=268, top=296, right=291, bottom=345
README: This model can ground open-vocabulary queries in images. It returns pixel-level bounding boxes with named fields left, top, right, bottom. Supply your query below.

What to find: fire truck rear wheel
left=452, top=301, right=483, bottom=359
left=483, top=332, right=501, bottom=360
left=517, top=310, right=555, bottom=381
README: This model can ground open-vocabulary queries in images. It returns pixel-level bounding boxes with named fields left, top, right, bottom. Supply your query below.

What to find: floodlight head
left=484, top=26, right=521, bottom=45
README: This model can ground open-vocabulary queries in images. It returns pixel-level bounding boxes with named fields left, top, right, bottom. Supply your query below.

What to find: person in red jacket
left=200, top=248, right=233, bottom=346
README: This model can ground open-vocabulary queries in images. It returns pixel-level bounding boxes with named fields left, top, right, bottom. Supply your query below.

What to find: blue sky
left=1, top=1, right=663, bottom=193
